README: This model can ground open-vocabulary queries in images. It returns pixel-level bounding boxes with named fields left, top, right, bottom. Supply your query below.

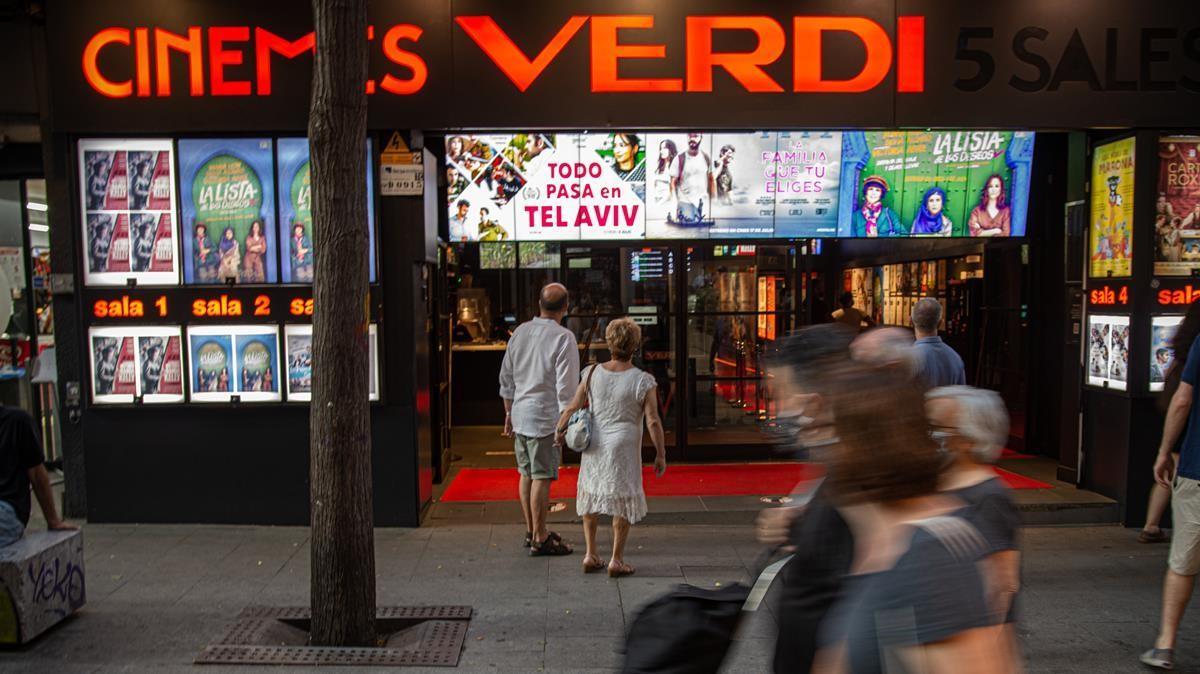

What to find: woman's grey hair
left=926, top=385, right=1010, bottom=463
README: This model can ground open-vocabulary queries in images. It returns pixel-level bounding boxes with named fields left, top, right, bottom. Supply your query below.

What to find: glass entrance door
left=564, top=245, right=677, bottom=449
left=684, top=245, right=794, bottom=453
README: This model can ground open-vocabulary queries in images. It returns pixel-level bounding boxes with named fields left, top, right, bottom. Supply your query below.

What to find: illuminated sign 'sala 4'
left=81, top=15, right=926, bottom=99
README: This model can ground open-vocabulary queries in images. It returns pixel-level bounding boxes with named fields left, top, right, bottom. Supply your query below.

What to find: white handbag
left=564, top=364, right=598, bottom=453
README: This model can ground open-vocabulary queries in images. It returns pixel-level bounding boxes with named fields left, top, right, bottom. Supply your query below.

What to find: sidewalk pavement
left=0, top=520, right=1194, bottom=673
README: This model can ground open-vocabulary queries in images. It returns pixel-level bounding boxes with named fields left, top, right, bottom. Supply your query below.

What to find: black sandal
left=530, top=531, right=573, bottom=556
left=524, top=532, right=532, bottom=548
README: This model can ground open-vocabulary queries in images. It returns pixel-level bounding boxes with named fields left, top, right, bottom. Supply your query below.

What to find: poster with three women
left=837, top=130, right=1036, bottom=239
left=276, top=138, right=378, bottom=283
left=179, top=138, right=277, bottom=284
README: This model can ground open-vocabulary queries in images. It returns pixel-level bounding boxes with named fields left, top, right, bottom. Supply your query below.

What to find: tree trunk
left=308, top=0, right=375, bottom=647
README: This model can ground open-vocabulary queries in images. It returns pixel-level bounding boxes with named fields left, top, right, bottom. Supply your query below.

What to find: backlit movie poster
left=772, top=131, right=843, bottom=238
left=79, top=139, right=178, bottom=285
left=646, top=132, right=717, bottom=239
left=277, top=138, right=377, bottom=283
left=1087, top=314, right=1130, bottom=391
left=89, top=330, right=136, bottom=404
left=1090, top=137, right=1136, bottom=278
left=284, top=324, right=379, bottom=402
left=447, top=134, right=534, bottom=242
left=837, top=131, right=1036, bottom=238
left=1155, top=137, right=1200, bottom=276
left=179, top=138, right=277, bottom=284
left=709, top=132, right=776, bottom=239
left=89, top=326, right=183, bottom=404
left=188, top=325, right=281, bottom=402
left=1151, top=315, right=1184, bottom=392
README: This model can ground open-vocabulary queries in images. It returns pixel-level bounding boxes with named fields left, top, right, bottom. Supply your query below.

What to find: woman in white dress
left=556, top=318, right=667, bottom=577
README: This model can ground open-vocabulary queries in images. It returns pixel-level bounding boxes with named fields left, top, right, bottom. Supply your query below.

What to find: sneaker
left=1141, top=648, right=1174, bottom=670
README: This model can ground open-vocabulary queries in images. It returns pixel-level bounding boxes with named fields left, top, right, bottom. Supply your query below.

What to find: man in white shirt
left=499, top=283, right=579, bottom=556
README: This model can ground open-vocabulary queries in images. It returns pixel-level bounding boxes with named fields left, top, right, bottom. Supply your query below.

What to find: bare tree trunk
left=308, top=0, right=374, bottom=647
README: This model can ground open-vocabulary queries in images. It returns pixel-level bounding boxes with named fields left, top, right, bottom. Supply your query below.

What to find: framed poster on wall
left=187, top=325, right=281, bottom=402
left=1087, top=313, right=1131, bottom=391
left=1151, top=315, right=1185, bottom=392
left=1089, top=137, right=1136, bottom=278
left=284, top=324, right=379, bottom=402
left=1155, top=136, right=1200, bottom=276
left=88, top=326, right=185, bottom=404
left=178, top=138, right=277, bottom=285
left=276, top=138, right=377, bottom=283
left=78, top=139, right=179, bottom=286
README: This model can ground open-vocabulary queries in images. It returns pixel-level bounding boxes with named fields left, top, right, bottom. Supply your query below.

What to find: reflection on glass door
left=565, top=245, right=677, bottom=447
left=686, top=245, right=793, bottom=448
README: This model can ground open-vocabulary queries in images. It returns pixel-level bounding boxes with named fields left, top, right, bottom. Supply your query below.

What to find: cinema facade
left=26, top=0, right=1200, bottom=526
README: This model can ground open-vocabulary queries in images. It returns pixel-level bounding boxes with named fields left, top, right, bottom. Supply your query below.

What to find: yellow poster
left=1090, top=137, right=1136, bottom=278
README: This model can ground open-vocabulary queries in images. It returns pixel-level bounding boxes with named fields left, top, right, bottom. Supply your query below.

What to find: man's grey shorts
left=1171, top=476, right=1200, bottom=575
left=514, top=433, right=559, bottom=480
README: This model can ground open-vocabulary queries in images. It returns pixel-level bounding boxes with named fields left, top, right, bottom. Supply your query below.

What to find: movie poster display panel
left=707, top=132, right=777, bottom=239
left=277, top=138, right=377, bottom=283
left=89, top=326, right=184, bottom=404
left=179, top=138, right=277, bottom=284
left=509, top=133, right=581, bottom=241
left=447, top=133, right=527, bottom=242
left=575, top=132, right=646, bottom=240
left=836, top=131, right=1035, bottom=238
left=1090, top=137, right=1136, bottom=278
left=1155, top=137, right=1200, bottom=276
left=188, top=325, right=281, bottom=402
left=646, top=132, right=715, bottom=239
left=1087, top=314, right=1131, bottom=391
left=772, top=131, right=844, bottom=238
left=284, top=324, right=379, bottom=402
left=79, top=139, right=178, bottom=285
left=1151, top=315, right=1184, bottom=392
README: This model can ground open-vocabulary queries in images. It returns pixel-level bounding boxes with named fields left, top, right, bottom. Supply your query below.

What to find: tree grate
left=197, top=607, right=472, bottom=667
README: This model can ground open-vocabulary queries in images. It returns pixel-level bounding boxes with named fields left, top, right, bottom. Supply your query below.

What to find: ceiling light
left=26, top=202, right=48, bottom=212
left=28, top=224, right=49, bottom=232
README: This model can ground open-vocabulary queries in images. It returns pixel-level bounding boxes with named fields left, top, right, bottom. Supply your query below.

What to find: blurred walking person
left=851, top=326, right=915, bottom=376
left=756, top=325, right=857, bottom=673
left=1143, top=324, right=1200, bottom=670
left=556, top=318, right=666, bottom=577
left=813, top=370, right=1013, bottom=673
left=927, top=386, right=1022, bottom=656
left=499, top=283, right=579, bottom=556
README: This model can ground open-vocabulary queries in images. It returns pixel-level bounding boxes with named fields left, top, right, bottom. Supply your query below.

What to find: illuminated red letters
left=793, top=17, right=891, bottom=93
left=82, top=28, right=133, bottom=98
left=590, top=16, right=682, bottom=93
left=209, top=27, right=252, bottom=96
left=686, top=16, right=786, bottom=93
left=155, top=27, right=204, bottom=96
left=455, top=16, right=588, bottom=92
left=1160, top=286, right=1200, bottom=306
left=80, top=15, right=928, bottom=99
left=254, top=29, right=315, bottom=95
left=381, top=24, right=428, bottom=95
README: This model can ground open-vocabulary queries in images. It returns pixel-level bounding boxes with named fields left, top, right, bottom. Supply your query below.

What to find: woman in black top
left=813, top=371, right=1012, bottom=674
left=927, top=385, right=1022, bottom=645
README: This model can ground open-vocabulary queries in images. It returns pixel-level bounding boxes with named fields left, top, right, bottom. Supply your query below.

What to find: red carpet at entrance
left=439, top=463, right=1052, bottom=502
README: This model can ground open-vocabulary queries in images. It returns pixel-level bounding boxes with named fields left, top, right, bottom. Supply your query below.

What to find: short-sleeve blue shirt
left=1177, top=339, right=1200, bottom=480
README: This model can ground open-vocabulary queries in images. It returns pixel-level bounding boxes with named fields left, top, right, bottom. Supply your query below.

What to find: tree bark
left=308, top=0, right=375, bottom=647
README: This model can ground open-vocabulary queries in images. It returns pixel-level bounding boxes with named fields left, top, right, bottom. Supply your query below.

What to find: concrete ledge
left=0, top=530, right=86, bottom=645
